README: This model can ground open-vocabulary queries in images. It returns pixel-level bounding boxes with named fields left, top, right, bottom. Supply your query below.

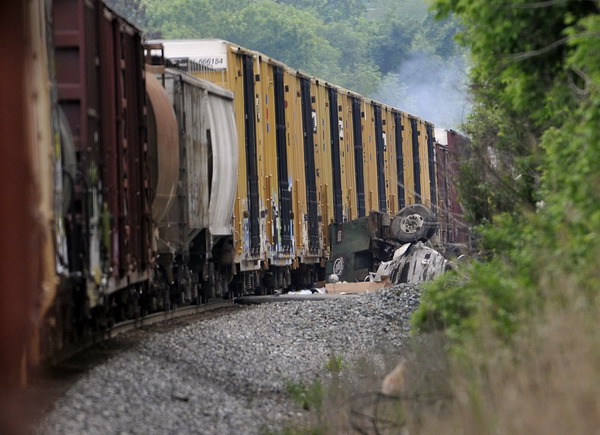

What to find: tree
left=105, top=0, right=148, bottom=28
left=225, top=1, right=343, bottom=80
left=370, top=18, right=417, bottom=75
left=274, top=0, right=366, bottom=22
left=414, top=0, right=600, bottom=339
left=142, top=0, right=465, bottom=104
left=431, top=0, right=600, bottom=224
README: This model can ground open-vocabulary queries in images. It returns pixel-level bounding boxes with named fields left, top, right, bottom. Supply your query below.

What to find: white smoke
left=374, top=51, right=471, bottom=131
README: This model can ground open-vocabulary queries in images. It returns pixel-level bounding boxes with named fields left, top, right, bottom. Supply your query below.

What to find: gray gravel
left=38, top=284, right=421, bottom=435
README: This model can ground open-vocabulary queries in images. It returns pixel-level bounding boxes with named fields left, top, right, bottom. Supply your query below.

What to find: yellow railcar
left=382, top=107, right=398, bottom=214
left=401, top=114, right=417, bottom=205
left=311, top=79, right=333, bottom=257
left=337, top=91, right=357, bottom=222
left=158, top=39, right=440, bottom=289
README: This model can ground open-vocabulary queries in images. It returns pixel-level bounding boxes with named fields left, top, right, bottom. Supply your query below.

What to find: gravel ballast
left=38, top=284, right=421, bottom=434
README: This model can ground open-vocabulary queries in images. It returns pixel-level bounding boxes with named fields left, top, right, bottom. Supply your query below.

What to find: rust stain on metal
left=0, top=1, right=45, bottom=433
left=146, top=73, right=180, bottom=224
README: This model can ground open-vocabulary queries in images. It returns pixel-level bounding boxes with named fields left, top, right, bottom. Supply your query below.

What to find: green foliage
left=285, top=379, right=324, bottom=411
left=413, top=251, right=537, bottom=343
left=412, top=269, right=480, bottom=341
left=228, top=1, right=344, bottom=80
left=417, top=0, right=600, bottom=344
left=275, top=0, right=366, bottom=22
left=139, top=0, right=463, bottom=98
left=324, top=355, right=344, bottom=373
left=105, top=0, right=148, bottom=28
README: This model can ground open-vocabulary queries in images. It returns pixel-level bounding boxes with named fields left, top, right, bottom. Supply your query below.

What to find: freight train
left=152, top=39, right=443, bottom=284
left=0, top=0, right=467, bottom=371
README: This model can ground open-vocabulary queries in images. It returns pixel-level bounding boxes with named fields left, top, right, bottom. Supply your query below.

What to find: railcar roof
left=150, top=38, right=433, bottom=127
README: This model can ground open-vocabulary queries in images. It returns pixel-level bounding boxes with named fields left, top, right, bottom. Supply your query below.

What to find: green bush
left=413, top=258, right=536, bottom=344
left=285, top=378, right=323, bottom=412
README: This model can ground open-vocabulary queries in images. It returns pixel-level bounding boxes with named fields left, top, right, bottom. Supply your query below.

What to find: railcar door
left=328, top=87, right=343, bottom=223
left=374, top=104, right=387, bottom=212
left=394, top=113, right=406, bottom=209
left=426, top=123, right=437, bottom=209
left=242, top=54, right=260, bottom=256
left=300, top=77, right=319, bottom=254
left=351, top=97, right=366, bottom=217
left=410, top=118, right=421, bottom=203
left=273, top=65, right=292, bottom=252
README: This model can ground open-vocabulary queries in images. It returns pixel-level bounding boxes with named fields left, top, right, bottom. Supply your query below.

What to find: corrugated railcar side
left=53, top=0, right=150, bottom=300
left=157, top=39, right=442, bottom=290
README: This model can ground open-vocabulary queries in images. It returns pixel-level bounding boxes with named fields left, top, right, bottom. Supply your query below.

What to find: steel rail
left=49, top=299, right=234, bottom=365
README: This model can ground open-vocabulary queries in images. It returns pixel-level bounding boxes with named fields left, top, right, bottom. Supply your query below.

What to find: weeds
left=408, top=298, right=600, bottom=435
left=325, top=355, right=344, bottom=373
left=285, top=378, right=323, bottom=412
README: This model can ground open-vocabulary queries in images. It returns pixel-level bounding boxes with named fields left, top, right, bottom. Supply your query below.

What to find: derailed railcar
left=326, top=101, right=438, bottom=282
left=158, top=39, right=441, bottom=289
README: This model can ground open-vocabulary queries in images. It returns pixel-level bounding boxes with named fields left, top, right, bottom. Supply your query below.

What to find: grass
left=410, top=299, right=600, bottom=435
left=275, top=286, right=600, bottom=434
left=324, top=355, right=344, bottom=373
left=276, top=346, right=448, bottom=434
left=285, top=378, right=324, bottom=412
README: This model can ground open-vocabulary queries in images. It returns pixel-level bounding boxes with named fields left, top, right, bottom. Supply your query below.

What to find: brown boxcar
left=435, top=128, right=471, bottom=246
left=0, top=0, right=56, bottom=431
left=53, top=0, right=150, bottom=301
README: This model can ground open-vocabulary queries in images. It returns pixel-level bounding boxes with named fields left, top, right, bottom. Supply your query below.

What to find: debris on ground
left=372, top=242, right=449, bottom=285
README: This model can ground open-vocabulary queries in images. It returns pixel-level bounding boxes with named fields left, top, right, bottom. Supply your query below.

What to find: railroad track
left=50, top=299, right=234, bottom=365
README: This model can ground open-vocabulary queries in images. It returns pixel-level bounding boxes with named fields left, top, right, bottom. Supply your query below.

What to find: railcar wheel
left=391, top=204, right=435, bottom=243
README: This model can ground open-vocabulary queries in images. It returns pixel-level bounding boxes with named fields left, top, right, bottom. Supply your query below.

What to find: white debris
left=374, top=242, right=448, bottom=285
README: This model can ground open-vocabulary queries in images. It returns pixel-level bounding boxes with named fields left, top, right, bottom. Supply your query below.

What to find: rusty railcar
left=45, top=1, right=240, bottom=356
left=435, top=128, right=471, bottom=247
left=0, top=0, right=56, bottom=431
left=2, top=0, right=240, bottom=374
left=51, top=0, right=151, bottom=348
left=53, top=0, right=151, bottom=289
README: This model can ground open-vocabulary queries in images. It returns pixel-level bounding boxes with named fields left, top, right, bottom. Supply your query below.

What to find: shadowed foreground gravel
left=37, top=284, right=420, bottom=434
